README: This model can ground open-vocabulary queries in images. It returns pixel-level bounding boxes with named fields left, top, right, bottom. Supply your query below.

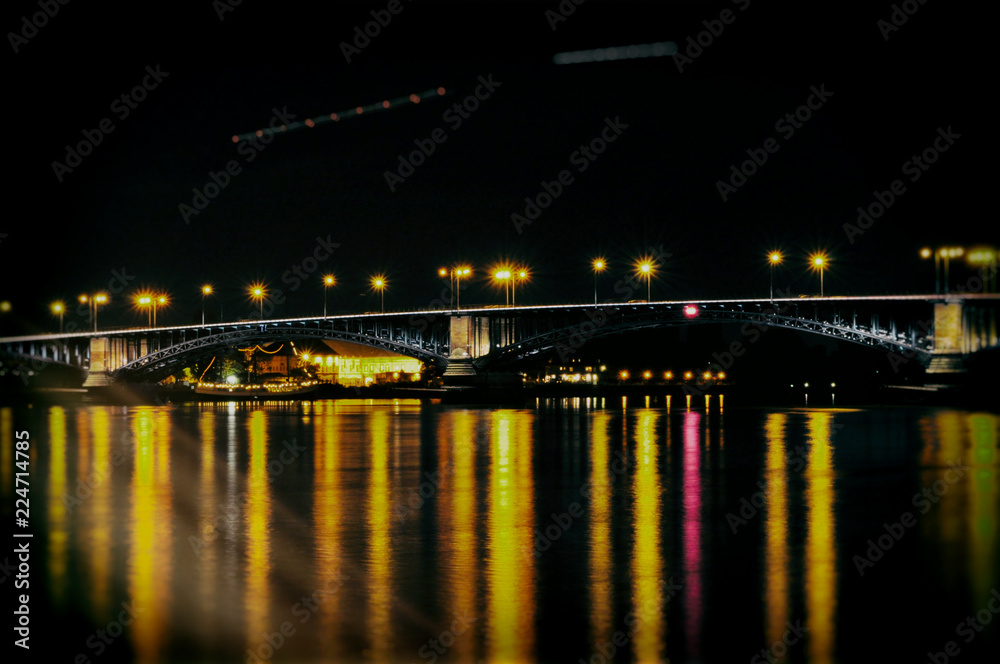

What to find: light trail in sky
left=230, top=86, right=449, bottom=143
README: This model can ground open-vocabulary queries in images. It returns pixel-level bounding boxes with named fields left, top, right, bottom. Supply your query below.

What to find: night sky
left=4, top=1, right=991, bottom=335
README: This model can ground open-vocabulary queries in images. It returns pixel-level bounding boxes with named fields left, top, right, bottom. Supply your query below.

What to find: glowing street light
left=768, top=251, right=783, bottom=301
left=249, top=283, right=266, bottom=319
left=636, top=259, right=655, bottom=301
left=136, top=294, right=153, bottom=326
left=966, top=246, right=997, bottom=293
left=79, top=292, right=108, bottom=331
left=439, top=266, right=471, bottom=310
left=455, top=267, right=470, bottom=310
left=809, top=253, right=829, bottom=297
left=50, top=300, right=65, bottom=333
left=323, top=274, right=336, bottom=318
left=513, top=268, right=527, bottom=307
left=201, top=285, right=212, bottom=325
left=493, top=268, right=512, bottom=306
left=592, top=258, right=606, bottom=305
left=371, top=275, right=387, bottom=312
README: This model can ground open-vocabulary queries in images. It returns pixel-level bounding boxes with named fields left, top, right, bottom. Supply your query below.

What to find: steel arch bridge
left=0, top=294, right=997, bottom=386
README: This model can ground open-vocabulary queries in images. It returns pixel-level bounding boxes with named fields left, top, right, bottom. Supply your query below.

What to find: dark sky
left=4, top=1, right=992, bottom=334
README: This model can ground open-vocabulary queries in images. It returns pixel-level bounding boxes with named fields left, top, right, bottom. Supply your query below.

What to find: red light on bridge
left=684, top=305, right=698, bottom=317
left=437, top=87, right=446, bottom=95
left=382, top=100, right=390, bottom=108
left=409, top=94, right=420, bottom=103
left=330, top=113, right=339, bottom=121
left=305, top=118, right=315, bottom=128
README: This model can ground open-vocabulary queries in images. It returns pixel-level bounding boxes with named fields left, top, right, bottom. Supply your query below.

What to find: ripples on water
left=2, top=397, right=998, bottom=663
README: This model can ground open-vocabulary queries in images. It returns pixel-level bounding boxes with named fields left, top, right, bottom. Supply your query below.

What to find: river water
left=3, top=396, right=998, bottom=664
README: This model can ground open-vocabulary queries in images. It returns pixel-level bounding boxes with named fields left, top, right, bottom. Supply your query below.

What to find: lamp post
left=153, top=295, right=166, bottom=326
left=768, top=251, right=782, bottom=301
left=371, top=276, right=386, bottom=312
left=51, top=301, right=65, bottom=333
left=323, top=275, right=335, bottom=318
left=79, top=293, right=108, bottom=331
left=592, top=258, right=606, bottom=305
left=967, top=246, right=998, bottom=293
left=513, top=269, right=527, bottom=307
left=202, top=285, right=212, bottom=325
left=637, top=260, right=654, bottom=302
left=809, top=253, right=828, bottom=297
left=493, top=269, right=511, bottom=306
left=136, top=295, right=152, bottom=326
left=919, top=247, right=938, bottom=293
left=455, top=267, right=470, bottom=310
left=939, top=246, right=963, bottom=293
left=250, top=284, right=266, bottom=320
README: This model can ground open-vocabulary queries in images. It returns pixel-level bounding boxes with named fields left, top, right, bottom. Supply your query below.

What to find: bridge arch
left=476, top=302, right=934, bottom=369
left=111, top=325, right=449, bottom=383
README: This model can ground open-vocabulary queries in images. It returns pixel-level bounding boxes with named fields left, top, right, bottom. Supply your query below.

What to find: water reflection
left=805, top=412, right=837, bottom=664
left=367, top=409, right=393, bottom=663
left=9, top=400, right=999, bottom=664
left=47, top=406, right=67, bottom=606
left=763, top=413, right=789, bottom=650
left=486, top=410, right=536, bottom=662
left=129, top=408, right=173, bottom=664
left=632, top=409, right=664, bottom=663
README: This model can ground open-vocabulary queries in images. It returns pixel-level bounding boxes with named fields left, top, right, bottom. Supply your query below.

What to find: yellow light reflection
left=681, top=411, right=701, bottom=660
left=367, top=410, right=393, bottom=663
left=129, top=408, right=173, bottom=664
left=633, top=409, right=665, bottom=663
left=197, top=412, right=217, bottom=645
left=245, top=411, right=271, bottom=656
left=966, top=413, right=998, bottom=608
left=437, top=410, right=478, bottom=662
left=763, top=413, right=789, bottom=649
left=47, top=406, right=67, bottom=605
left=589, top=411, right=613, bottom=649
left=314, top=404, right=343, bottom=655
left=487, top=410, right=536, bottom=663
left=86, top=408, right=113, bottom=617
left=805, top=412, right=837, bottom=664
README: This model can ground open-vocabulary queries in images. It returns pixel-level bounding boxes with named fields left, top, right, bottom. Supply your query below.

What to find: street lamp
left=323, top=274, right=336, bottom=318
left=51, top=301, right=65, bottom=333
left=967, top=246, right=998, bottom=293
left=202, top=285, right=212, bottom=325
left=592, top=258, right=606, bottom=304
left=79, top=293, right=108, bottom=331
left=153, top=294, right=167, bottom=326
left=371, top=275, right=386, bottom=312
left=768, top=251, right=783, bottom=301
left=513, top=269, right=527, bottom=307
left=493, top=268, right=511, bottom=306
left=940, top=246, right=963, bottom=293
left=809, top=253, right=829, bottom=297
left=249, top=284, right=266, bottom=319
left=636, top=259, right=654, bottom=302
left=455, top=267, right=470, bottom=310
left=136, top=294, right=152, bottom=326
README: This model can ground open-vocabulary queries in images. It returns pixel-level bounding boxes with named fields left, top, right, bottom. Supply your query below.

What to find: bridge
left=1, top=294, right=998, bottom=388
